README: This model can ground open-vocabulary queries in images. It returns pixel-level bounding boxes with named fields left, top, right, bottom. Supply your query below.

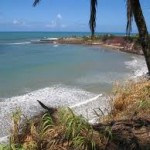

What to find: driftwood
left=37, top=100, right=57, bottom=115
left=37, top=100, right=150, bottom=150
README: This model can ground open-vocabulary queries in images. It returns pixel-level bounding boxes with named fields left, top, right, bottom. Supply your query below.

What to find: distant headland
left=32, top=34, right=144, bottom=55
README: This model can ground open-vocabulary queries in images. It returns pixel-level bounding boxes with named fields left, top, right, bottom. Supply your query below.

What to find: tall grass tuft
left=58, top=108, right=100, bottom=149
left=108, top=79, right=150, bottom=120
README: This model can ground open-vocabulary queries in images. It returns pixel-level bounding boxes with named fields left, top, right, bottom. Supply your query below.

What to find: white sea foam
left=125, top=56, right=148, bottom=78
left=0, top=85, right=108, bottom=140
left=46, top=38, right=58, bottom=40
left=5, top=42, right=31, bottom=45
left=71, top=94, right=102, bottom=108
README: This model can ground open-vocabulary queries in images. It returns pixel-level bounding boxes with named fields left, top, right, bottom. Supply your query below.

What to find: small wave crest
left=3, top=41, right=31, bottom=45
left=125, top=56, right=147, bottom=77
left=46, top=38, right=58, bottom=40
left=0, top=85, right=107, bottom=139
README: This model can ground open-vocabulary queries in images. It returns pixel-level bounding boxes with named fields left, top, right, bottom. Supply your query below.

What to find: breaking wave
left=125, top=56, right=147, bottom=78
left=0, top=85, right=108, bottom=140
left=5, top=41, right=31, bottom=45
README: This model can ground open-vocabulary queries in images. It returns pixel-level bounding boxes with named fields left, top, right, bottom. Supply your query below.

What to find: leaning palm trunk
left=128, top=0, right=150, bottom=74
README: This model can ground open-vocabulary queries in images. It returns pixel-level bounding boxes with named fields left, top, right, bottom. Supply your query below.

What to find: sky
left=0, top=0, right=150, bottom=33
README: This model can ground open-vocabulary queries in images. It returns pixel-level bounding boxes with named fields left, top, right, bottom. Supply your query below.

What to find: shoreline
left=32, top=35, right=144, bottom=55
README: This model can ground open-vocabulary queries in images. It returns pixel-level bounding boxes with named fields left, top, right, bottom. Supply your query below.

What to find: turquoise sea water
left=0, top=32, right=147, bottom=138
left=0, top=32, right=89, bottom=44
left=0, top=32, right=136, bottom=98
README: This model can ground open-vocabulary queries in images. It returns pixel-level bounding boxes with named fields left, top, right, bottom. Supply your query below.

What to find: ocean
left=0, top=32, right=147, bottom=139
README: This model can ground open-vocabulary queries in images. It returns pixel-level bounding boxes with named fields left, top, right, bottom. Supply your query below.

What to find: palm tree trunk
left=131, top=0, right=150, bottom=74
left=89, top=0, right=97, bottom=39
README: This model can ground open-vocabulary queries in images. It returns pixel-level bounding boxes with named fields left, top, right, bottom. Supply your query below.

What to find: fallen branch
left=37, top=100, right=57, bottom=115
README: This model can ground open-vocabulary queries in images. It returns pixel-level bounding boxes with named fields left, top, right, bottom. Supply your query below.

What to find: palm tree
left=126, top=0, right=150, bottom=75
left=89, top=0, right=97, bottom=38
left=89, top=0, right=150, bottom=74
left=33, top=0, right=41, bottom=7
left=33, top=0, right=150, bottom=74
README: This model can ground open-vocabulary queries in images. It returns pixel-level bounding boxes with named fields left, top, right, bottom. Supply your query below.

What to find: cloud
left=12, top=19, right=26, bottom=25
left=0, top=14, right=68, bottom=31
left=12, top=19, right=33, bottom=28
left=46, top=13, right=66, bottom=29
left=57, top=14, right=62, bottom=20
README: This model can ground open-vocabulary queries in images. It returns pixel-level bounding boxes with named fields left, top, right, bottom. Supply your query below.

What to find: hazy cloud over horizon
left=46, top=13, right=67, bottom=29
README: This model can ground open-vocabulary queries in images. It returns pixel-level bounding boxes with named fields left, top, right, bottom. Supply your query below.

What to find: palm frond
left=89, top=0, right=97, bottom=38
left=33, top=0, right=41, bottom=7
left=126, top=0, right=134, bottom=35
